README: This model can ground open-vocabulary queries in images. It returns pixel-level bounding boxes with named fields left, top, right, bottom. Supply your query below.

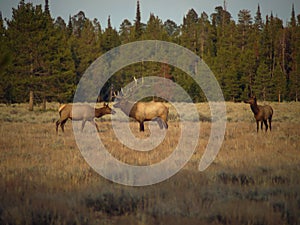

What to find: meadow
left=0, top=101, right=300, bottom=225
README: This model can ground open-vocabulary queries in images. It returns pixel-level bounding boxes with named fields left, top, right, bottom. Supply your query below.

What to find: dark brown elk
left=113, top=93, right=169, bottom=132
left=244, top=96, right=273, bottom=132
left=56, top=103, right=115, bottom=134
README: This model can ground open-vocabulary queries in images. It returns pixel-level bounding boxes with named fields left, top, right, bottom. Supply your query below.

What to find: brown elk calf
left=56, top=103, right=115, bottom=134
left=113, top=94, right=169, bottom=132
left=244, top=96, right=273, bottom=132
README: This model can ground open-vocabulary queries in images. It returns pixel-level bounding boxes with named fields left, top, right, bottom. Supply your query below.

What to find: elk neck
left=250, top=101, right=259, bottom=115
left=94, top=107, right=105, bottom=117
left=118, top=99, right=135, bottom=117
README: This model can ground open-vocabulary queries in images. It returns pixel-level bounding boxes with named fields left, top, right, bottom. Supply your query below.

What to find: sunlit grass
left=0, top=102, right=300, bottom=224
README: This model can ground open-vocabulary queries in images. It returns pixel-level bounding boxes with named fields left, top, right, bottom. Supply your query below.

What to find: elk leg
left=162, top=118, right=168, bottom=129
left=81, top=120, right=87, bottom=132
left=139, top=121, right=145, bottom=132
left=60, top=120, right=67, bottom=133
left=256, top=121, right=259, bottom=132
left=269, top=118, right=272, bottom=131
left=90, top=120, right=99, bottom=132
left=264, top=120, right=268, bottom=132
left=156, top=118, right=164, bottom=129
left=56, top=120, right=60, bottom=134
left=159, top=117, right=168, bottom=129
left=261, top=121, right=263, bottom=130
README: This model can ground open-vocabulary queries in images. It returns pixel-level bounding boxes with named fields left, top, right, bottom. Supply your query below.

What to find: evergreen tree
left=271, top=63, right=286, bottom=101
left=287, top=4, right=300, bottom=100
left=134, top=0, right=143, bottom=39
left=163, top=19, right=179, bottom=42
left=5, top=2, right=45, bottom=102
left=5, top=1, right=75, bottom=103
left=254, top=58, right=271, bottom=100
left=67, top=15, right=73, bottom=36
left=0, top=12, right=12, bottom=103
left=237, top=9, right=253, bottom=52
left=1, top=0, right=299, bottom=103
left=101, top=16, right=121, bottom=52
left=70, top=18, right=101, bottom=83
left=211, top=6, right=231, bottom=27
left=144, top=13, right=168, bottom=40
left=254, top=4, right=263, bottom=31
left=253, top=5, right=263, bottom=64
left=44, top=0, right=50, bottom=15
left=119, top=19, right=133, bottom=43
left=198, top=12, right=210, bottom=59
left=181, top=9, right=199, bottom=54
left=54, top=16, right=66, bottom=29
left=71, top=11, right=86, bottom=37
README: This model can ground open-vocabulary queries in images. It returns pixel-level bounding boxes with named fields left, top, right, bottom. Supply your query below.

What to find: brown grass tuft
left=0, top=102, right=300, bottom=224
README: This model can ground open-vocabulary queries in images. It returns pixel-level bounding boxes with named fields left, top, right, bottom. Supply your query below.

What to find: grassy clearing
left=0, top=102, right=300, bottom=224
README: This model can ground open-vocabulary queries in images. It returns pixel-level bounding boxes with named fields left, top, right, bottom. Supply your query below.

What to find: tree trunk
left=29, top=91, right=34, bottom=111
left=42, top=95, right=46, bottom=111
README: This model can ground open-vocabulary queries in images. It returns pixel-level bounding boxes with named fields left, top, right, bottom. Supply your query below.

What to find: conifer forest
left=0, top=0, right=300, bottom=103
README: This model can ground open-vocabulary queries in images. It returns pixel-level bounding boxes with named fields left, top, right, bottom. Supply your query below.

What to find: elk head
left=244, top=96, right=257, bottom=105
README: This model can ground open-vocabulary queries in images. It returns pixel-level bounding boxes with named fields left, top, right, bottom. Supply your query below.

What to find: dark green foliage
left=0, top=1, right=299, bottom=103
left=134, top=0, right=143, bottom=39
left=101, top=16, right=120, bottom=52
left=3, top=1, right=75, bottom=103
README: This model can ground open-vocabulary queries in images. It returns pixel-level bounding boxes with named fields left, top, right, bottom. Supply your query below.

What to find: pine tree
left=44, top=0, right=50, bottom=15
left=181, top=9, right=199, bottom=54
left=237, top=9, right=253, bottom=52
left=198, top=12, right=210, bottom=59
left=254, top=4, right=263, bottom=31
left=101, top=16, right=121, bottom=52
left=119, top=19, right=133, bottom=43
left=69, top=16, right=103, bottom=85
left=287, top=4, right=300, bottom=100
left=163, top=19, right=179, bottom=41
left=6, top=2, right=43, bottom=102
left=290, top=4, right=296, bottom=27
left=67, top=15, right=73, bottom=36
left=252, top=4, right=263, bottom=71
left=0, top=12, right=9, bottom=73
left=144, top=13, right=168, bottom=40
left=71, top=11, right=86, bottom=37
left=5, top=1, right=75, bottom=103
left=271, top=63, right=286, bottom=101
left=134, top=0, right=142, bottom=39
left=0, top=12, right=12, bottom=103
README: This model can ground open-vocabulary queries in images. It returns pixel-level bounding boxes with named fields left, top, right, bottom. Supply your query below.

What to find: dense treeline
left=0, top=0, right=299, bottom=103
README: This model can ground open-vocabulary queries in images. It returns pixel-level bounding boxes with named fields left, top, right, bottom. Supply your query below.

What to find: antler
left=112, top=91, right=122, bottom=99
left=114, top=77, right=147, bottom=100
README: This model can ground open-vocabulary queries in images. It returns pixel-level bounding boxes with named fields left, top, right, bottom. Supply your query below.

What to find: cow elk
left=244, top=96, right=273, bottom=132
left=56, top=103, right=115, bottom=134
left=113, top=92, right=169, bottom=132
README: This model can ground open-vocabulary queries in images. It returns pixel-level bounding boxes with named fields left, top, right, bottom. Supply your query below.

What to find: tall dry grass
left=0, top=101, right=300, bottom=224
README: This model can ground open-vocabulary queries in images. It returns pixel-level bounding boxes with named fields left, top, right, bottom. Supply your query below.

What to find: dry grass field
left=0, top=101, right=300, bottom=225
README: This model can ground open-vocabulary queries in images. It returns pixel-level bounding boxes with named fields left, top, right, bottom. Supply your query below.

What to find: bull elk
left=56, top=103, right=115, bottom=134
left=113, top=92, right=169, bottom=132
left=244, top=96, right=273, bottom=132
